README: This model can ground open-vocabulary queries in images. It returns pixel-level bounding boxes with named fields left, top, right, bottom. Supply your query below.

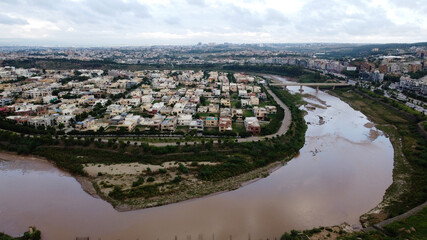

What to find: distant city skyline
left=0, top=0, right=426, bottom=46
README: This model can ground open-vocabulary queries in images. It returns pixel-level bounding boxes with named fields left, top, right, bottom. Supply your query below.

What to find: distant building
left=379, top=65, right=388, bottom=74
left=346, top=66, right=357, bottom=71
left=359, top=62, right=375, bottom=72
left=372, top=70, right=384, bottom=82
left=408, top=63, right=423, bottom=73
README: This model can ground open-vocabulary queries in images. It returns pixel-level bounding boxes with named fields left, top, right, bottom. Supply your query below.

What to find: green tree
left=200, top=96, right=207, bottom=106
left=232, top=115, right=238, bottom=122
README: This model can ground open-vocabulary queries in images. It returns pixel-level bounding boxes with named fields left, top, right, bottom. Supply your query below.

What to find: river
left=0, top=76, right=394, bottom=240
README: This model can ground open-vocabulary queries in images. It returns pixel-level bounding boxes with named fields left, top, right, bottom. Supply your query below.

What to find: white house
left=177, top=114, right=193, bottom=126
left=189, top=119, right=204, bottom=132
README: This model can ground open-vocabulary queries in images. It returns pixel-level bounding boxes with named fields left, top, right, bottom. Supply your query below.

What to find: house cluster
left=250, top=46, right=427, bottom=84
left=260, top=48, right=427, bottom=98
left=398, top=75, right=427, bottom=96
left=0, top=68, right=278, bottom=136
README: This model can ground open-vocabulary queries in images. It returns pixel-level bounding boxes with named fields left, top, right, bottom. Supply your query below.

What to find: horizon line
left=0, top=41, right=426, bottom=49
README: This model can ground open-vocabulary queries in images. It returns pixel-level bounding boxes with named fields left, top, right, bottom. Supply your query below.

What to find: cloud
left=0, top=0, right=425, bottom=45
left=186, top=0, right=206, bottom=7
left=164, top=16, right=181, bottom=26
left=85, top=0, right=150, bottom=19
left=0, top=13, right=28, bottom=25
left=265, top=8, right=289, bottom=24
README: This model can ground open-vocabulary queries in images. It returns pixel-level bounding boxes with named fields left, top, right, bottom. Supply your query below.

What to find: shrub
left=132, top=176, right=144, bottom=187
left=172, top=176, right=182, bottom=183
left=178, top=163, right=189, bottom=174
left=108, top=186, right=124, bottom=200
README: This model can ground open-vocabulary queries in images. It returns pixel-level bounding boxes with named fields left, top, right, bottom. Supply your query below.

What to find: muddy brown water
left=0, top=76, right=393, bottom=240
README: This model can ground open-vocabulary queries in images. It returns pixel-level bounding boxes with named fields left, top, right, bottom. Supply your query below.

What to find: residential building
left=218, top=117, right=232, bottom=132
left=161, top=116, right=177, bottom=131
left=244, top=117, right=261, bottom=135
left=205, top=116, right=218, bottom=127
left=177, top=114, right=193, bottom=126
left=189, top=119, right=204, bottom=132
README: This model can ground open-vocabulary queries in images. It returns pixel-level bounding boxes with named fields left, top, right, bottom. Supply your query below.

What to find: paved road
left=235, top=86, right=292, bottom=143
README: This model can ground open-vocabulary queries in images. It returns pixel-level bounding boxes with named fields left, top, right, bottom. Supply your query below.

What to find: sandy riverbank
left=111, top=159, right=290, bottom=212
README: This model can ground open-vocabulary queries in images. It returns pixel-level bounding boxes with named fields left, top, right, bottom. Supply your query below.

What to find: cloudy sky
left=0, top=0, right=426, bottom=46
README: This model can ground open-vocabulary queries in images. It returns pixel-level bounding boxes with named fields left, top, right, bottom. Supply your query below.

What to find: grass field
left=243, top=109, right=255, bottom=117
left=232, top=122, right=246, bottom=134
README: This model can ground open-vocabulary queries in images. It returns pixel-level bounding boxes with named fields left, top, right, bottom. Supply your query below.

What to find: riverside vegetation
left=0, top=227, right=41, bottom=240
left=0, top=86, right=307, bottom=209
left=331, top=87, right=427, bottom=227
left=279, top=206, right=427, bottom=240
